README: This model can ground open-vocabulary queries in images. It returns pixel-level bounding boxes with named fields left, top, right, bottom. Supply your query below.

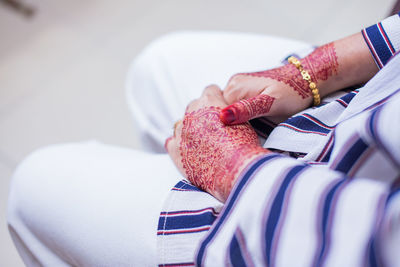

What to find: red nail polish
left=220, top=108, right=236, bottom=124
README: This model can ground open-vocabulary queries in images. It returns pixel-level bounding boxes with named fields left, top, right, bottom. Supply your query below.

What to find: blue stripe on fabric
left=365, top=24, right=393, bottom=66
left=315, top=178, right=346, bottom=266
left=321, top=145, right=334, bottom=163
left=387, top=183, right=400, bottom=204
left=264, top=165, right=308, bottom=265
left=157, top=211, right=217, bottom=231
left=366, top=105, right=400, bottom=169
left=229, top=233, right=247, bottom=267
left=159, top=262, right=195, bottom=266
left=362, top=29, right=382, bottom=68
left=172, top=181, right=202, bottom=191
left=334, top=138, right=369, bottom=173
left=283, top=116, right=331, bottom=135
left=303, top=113, right=334, bottom=129
left=368, top=188, right=400, bottom=267
left=196, top=154, right=281, bottom=266
left=368, top=107, right=380, bottom=140
left=367, top=178, right=400, bottom=266
left=379, top=22, right=395, bottom=53
left=368, top=235, right=379, bottom=267
left=339, top=91, right=357, bottom=105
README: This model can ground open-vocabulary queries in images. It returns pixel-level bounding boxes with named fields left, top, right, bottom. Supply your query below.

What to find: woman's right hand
left=220, top=33, right=379, bottom=125
left=220, top=43, right=339, bottom=125
left=220, top=65, right=314, bottom=125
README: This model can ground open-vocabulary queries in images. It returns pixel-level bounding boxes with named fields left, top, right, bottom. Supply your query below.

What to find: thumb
left=220, top=94, right=275, bottom=125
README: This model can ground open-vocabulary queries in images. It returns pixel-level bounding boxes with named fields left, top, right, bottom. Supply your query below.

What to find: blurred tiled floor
left=0, top=0, right=396, bottom=265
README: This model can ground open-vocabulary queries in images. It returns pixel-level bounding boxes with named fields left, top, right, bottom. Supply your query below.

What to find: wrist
left=300, top=42, right=339, bottom=98
left=300, top=33, right=379, bottom=98
left=213, top=145, right=269, bottom=202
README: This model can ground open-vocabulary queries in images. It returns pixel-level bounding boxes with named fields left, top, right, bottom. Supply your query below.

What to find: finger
left=201, top=84, right=222, bottom=98
left=186, top=85, right=227, bottom=113
left=165, top=136, right=178, bottom=159
left=223, top=74, right=247, bottom=104
left=220, top=94, right=276, bottom=125
left=200, top=84, right=227, bottom=106
left=165, top=135, right=185, bottom=171
left=223, top=73, right=246, bottom=91
left=166, top=118, right=183, bottom=160
left=223, top=74, right=267, bottom=105
left=173, top=119, right=183, bottom=137
left=164, top=136, right=174, bottom=153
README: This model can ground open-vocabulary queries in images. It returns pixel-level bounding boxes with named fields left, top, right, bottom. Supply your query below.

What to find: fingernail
left=164, top=136, right=173, bottom=152
left=220, top=107, right=236, bottom=124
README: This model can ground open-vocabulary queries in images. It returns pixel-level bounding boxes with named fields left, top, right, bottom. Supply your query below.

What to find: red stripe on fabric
left=157, top=226, right=211, bottom=235
left=362, top=29, right=384, bottom=68
left=160, top=207, right=218, bottom=217
left=308, top=162, right=327, bottom=165
left=336, top=99, right=348, bottom=107
left=160, top=262, right=195, bottom=267
left=279, top=123, right=328, bottom=136
left=316, top=134, right=334, bottom=162
left=302, top=114, right=334, bottom=130
left=378, top=23, right=396, bottom=54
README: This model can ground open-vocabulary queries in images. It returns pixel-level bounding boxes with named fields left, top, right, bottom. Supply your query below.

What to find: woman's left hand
left=165, top=85, right=269, bottom=202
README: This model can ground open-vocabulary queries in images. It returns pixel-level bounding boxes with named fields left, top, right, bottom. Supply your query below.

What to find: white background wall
left=0, top=0, right=396, bottom=265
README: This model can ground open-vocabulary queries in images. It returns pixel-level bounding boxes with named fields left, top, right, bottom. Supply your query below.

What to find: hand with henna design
left=221, top=33, right=379, bottom=125
left=165, top=85, right=270, bottom=202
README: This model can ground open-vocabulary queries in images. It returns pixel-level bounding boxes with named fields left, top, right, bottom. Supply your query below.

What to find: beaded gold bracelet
left=287, top=56, right=321, bottom=106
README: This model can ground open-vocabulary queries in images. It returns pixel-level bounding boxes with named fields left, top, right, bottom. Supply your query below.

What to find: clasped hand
left=165, top=60, right=317, bottom=201
left=165, top=85, right=268, bottom=202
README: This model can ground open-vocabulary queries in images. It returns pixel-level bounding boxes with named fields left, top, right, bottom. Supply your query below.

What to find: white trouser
left=7, top=32, right=310, bottom=266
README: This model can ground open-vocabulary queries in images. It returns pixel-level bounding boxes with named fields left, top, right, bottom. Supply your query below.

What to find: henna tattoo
left=303, top=43, right=339, bottom=82
left=180, top=106, right=267, bottom=201
left=242, top=43, right=339, bottom=99
left=220, top=95, right=275, bottom=125
left=246, top=63, right=311, bottom=98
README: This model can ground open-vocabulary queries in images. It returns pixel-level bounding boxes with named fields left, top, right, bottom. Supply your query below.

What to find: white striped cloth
left=157, top=17, right=400, bottom=267
left=362, top=12, right=400, bottom=68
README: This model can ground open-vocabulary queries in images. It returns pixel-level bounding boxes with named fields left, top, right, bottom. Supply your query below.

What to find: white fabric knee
left=8, top=141, right=182, bottom=266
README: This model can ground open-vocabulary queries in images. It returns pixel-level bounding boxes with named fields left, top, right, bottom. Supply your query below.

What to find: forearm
left=307, top=12, right=400, bottom=97
left=302, top=33, right=378, bottom=98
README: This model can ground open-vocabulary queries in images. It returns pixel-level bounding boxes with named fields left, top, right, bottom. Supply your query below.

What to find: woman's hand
left=221, top=35, right=378, bottom=125
left=220, top=43, right=339, bottom=125
left=165, top=85, right=269, bottom=202
left=221, top=67, right=313, bottom=125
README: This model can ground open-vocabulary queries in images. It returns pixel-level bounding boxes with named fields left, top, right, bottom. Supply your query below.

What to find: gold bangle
left=288, top=56, right=321, bottom=106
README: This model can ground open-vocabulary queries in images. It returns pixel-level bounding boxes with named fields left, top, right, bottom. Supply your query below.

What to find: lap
left=9, top=31, right=314, bottom=265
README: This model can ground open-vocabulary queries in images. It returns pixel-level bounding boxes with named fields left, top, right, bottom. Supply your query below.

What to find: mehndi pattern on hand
left=180, top=106, right=268, bottom=201
left=243, top=43, right=339, bottom=99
